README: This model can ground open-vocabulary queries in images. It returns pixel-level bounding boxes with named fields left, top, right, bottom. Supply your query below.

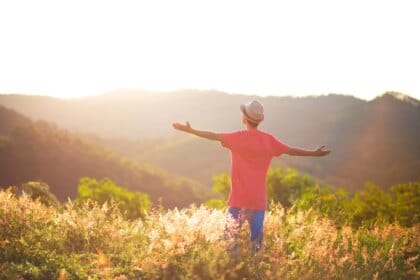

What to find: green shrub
left=76, top=177, right=151, bottom=219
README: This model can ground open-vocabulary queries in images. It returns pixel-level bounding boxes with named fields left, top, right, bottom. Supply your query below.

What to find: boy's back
left=220, top=129, right=289, bottom=210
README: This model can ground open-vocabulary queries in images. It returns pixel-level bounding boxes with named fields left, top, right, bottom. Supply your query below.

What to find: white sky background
left=0, top=0, right=419, bottom=100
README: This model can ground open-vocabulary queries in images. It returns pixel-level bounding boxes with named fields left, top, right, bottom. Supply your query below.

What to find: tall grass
left=0, top=190, right=418, bottom=279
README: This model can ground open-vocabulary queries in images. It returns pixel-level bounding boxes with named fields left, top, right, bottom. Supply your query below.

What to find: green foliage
left=267, top=168, right=313, bottom=208
left=294, top=180, right=420, bottom=229
left=291, top=180, right=420, bottom=229
left=0, top=190, right=90, bottom=279
left=211, top=173, right=230, bottom=200
left=204, top=199, right=226, bottom=210
left=203, top=174, right=230, bottom=209
left=389, top=182, right=420, bottom=227
left=350, top=183, right=393, bottom=228
left=76, top=177, right=151, bottom=219
left=295, top=185, right=351, bottom=226
left=207, top=168, right=420, bottom=229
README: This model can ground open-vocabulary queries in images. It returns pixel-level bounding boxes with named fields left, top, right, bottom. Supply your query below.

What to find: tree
left=76, top=177, right=151, bottom=219
left=204, top=173, right=230, bottom=209
left=350, top=182, right=393, bottom=228
left=17, top=181, right=60, bottom=207
left=211, top=173, right=230, bottom=200
left=390, top=182, right=420, bottom=227
left=296, top=185, right=351, bottom=226
left=266, top=168, right=313, bottom=208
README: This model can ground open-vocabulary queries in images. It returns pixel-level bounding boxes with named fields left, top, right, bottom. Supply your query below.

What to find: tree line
left=9, top=167, right=419, bottom=228
left=206, top=168, right=419, bottom=228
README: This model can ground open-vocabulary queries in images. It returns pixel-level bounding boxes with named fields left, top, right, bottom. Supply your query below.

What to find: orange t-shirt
left=220, top=130, right=289, bottom=210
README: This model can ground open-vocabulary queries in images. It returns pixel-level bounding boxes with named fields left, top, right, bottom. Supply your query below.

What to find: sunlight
left=0, top=0, right=419, bottom=99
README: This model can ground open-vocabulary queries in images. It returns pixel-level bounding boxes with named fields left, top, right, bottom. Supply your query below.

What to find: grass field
left=0, top=190, right=418, bottom=279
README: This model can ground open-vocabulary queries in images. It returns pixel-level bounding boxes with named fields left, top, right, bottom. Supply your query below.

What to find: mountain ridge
left=0, top=90, right=419, bottom=192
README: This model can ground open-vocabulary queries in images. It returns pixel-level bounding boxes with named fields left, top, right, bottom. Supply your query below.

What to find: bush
left=76, top=177, right=151, bottom=219
left=267, top=168, right=313, bottom=208
left=390, top=182, right=420, bottom=227
left=14, top=181, right=60, bottom=207
left=208, top=168, right=420, bottom=229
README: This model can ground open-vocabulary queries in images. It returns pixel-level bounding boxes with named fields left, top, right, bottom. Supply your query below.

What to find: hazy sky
left=0, top=0, right=418, bottom=100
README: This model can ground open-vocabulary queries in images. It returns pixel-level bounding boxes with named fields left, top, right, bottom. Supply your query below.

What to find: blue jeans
left=224, top=207, right=265, bottom=256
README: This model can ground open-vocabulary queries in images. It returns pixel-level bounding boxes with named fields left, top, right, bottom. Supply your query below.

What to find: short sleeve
left=271, top=135, right=289, bottom=156
left=220, top=131, right=241, bottom=150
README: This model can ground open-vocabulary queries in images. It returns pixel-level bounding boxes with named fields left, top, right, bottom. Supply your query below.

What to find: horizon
left=1, top=1, right=419, bottom=100
left=0, top=88, right=418, bottom=102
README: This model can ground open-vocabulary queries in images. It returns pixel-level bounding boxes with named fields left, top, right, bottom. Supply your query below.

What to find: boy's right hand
left=172, top=121, right=192, bottom=133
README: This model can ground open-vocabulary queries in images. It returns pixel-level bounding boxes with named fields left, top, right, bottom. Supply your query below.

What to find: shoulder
left=220, top=130, right=243, bottom=138
left=256, top=130, right=277, bottom=141
left=220, top=130, right=243, bottom=148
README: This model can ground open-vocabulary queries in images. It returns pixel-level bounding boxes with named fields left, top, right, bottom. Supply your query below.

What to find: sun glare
left=0, top=0, right=418, bottom=100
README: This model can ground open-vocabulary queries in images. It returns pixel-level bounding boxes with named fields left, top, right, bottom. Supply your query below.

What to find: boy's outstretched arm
left=285, top=145, right=331, bottom=157
left=172, top=121, right=221, bottom=141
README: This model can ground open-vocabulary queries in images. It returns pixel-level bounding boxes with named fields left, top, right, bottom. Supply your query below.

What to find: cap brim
left=240, top=104, right=261, bottom=124
left=240, top=104, right=246, bottom=115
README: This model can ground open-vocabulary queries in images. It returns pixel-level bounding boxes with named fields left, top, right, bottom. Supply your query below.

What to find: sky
left=0, top=0, right=419, bottom=100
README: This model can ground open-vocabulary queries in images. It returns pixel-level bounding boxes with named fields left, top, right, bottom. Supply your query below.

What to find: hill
left=0, top=90, right=364, bottom=139
left=0, top=90, right=419, bottom=191
left=0, top=105, right=210, bottom=207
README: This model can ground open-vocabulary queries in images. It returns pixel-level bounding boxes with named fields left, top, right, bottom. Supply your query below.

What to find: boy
left=172, top=100, right=330, bottom=253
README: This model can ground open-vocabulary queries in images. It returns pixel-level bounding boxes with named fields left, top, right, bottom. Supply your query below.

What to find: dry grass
left=0, top=190, right=418, bottom=279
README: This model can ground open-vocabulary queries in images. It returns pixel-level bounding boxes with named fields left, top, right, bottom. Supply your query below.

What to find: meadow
left=1, top=189, right=418, bottom=280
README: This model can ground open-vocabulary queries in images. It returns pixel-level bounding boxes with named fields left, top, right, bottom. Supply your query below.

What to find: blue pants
left=224, top=207, right=265, bottom=255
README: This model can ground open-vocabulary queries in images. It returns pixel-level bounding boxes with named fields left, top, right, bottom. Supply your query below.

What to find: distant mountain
left=0, top=105, right=210, bottom=207
left=0, top=90, right=419, bottom=191
left=0, top=90, right=365, bottom=139
left=323, top=92, right=420, bottom=189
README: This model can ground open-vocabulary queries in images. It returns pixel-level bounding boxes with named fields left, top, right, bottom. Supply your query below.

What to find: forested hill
left=0, top=106, right=210, bottom=207
left=0, top=90, right=419, bottom=191
left=0, top=90, right=365, bottom=139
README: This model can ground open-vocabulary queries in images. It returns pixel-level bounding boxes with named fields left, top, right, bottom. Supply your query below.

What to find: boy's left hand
left=314, top=146, right=331, bottom=156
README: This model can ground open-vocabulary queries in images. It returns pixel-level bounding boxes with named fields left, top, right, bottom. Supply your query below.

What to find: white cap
left=240, top=100, right=264, bottom=124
